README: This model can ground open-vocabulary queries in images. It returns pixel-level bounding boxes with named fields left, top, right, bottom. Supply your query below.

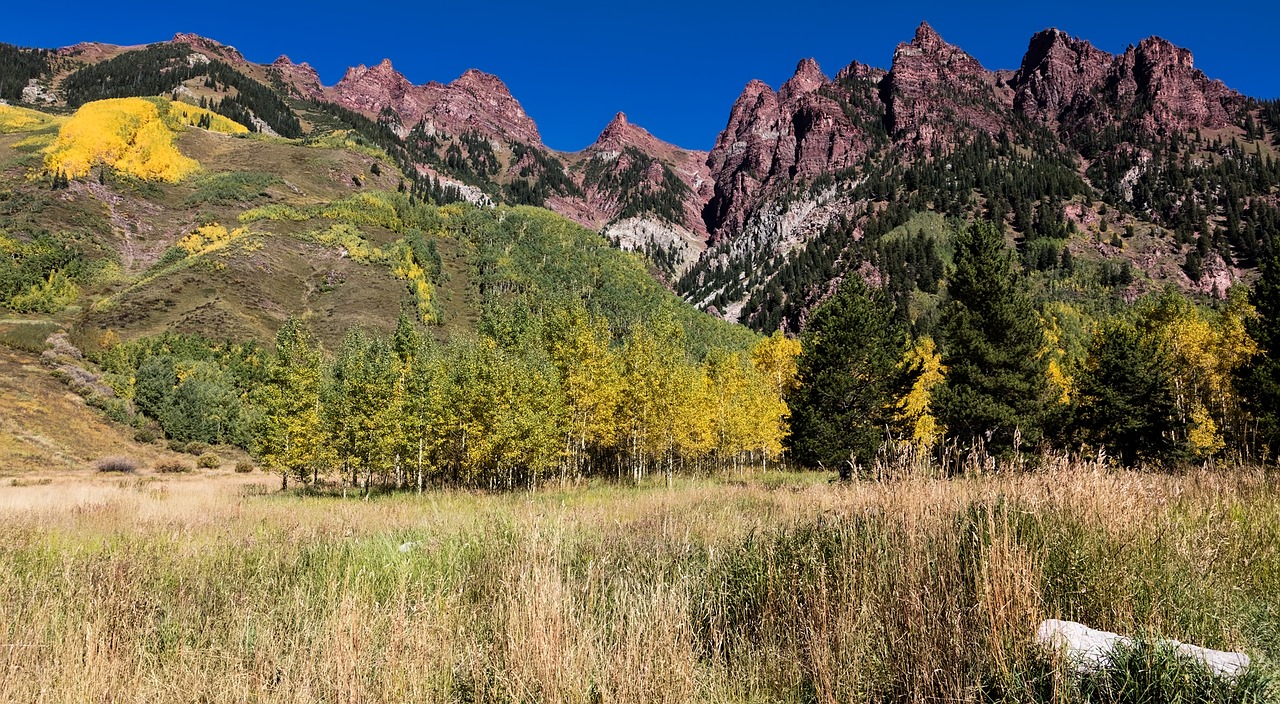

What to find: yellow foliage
left=1187, top=403, right=1225, bottom=458
left=168, top=102, right=250, bottom=135
left=178, top=223, right=247, bottom=256
left=391, top=244, right=438, bottom=324
left=43, top=98, right=199, bottom=182
left=305, top=129, right=393, bottom=161
left=1144, top=290, right=1259, bottom=458
left=750, top=331, right=801, bottom=400
left=1039, top=302, right=1088, bottom=406
left=240, top=204, right=309, bottom=223
left=99, top=329, right=121, bottom=351
left=320, top=191, right=401, bottom=230
left=310, top=224, right=380, bottom=262
left=0, top=104, right=60, bottom=134
left=899, top=337, right=944, bottom=447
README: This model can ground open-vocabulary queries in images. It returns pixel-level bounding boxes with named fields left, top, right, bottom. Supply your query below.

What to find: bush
left=133, top=427, right=159, bottom=444
left=196, top=453, right=221, bottom=469
left=95, top=456, right=137, bottom=473
left=154, top=458, right=192, bottom=474
left=183, top=441, right=211, bottom=456
left=234, top=460, right=255, bottom=473
left=166, top=440, right=188, bottom=453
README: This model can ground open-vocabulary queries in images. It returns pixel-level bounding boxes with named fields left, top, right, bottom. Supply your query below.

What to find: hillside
left=0, top=76, right=764, bottom=479
left=7, top=24, right=1277, bottom=336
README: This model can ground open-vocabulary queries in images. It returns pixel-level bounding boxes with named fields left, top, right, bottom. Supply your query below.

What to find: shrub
left=234, top=460, right=255, bottom=473
left=133, top=427, right=159, bottom=444
left=196, top=453, right=221, bottom=469
left=95, top=456, right=137, bottom=473
left=183, top=441, right=210, bottom=456
left=154, top=458, right=192, bottom=474
left=166, top=440, right=188, bottom=453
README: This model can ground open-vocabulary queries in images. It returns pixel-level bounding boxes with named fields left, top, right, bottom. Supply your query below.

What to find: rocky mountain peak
left=590, top=111, right=688, bottom=159
left=450, top=68, right=510, bottom=96
left=1011, top=28, right=1111, bottom=121
left=431, top=68, right=541, bottom=145
left=911, top=21, right=946, bottom=52
left=170, top=33, right=245, bottom=62
left=271, top=55, right=324, bottom=101
left=595, top=112, right=632, bottom=144
left=780, top=58, right=828, bottom=98
left=1118, top=35, right=1241, bottom=132
left=885, top=22, right=1006, bottom=147
left=893, top=21, right=983, bottom=70
left=1133, top=35, right=1194, bottom=70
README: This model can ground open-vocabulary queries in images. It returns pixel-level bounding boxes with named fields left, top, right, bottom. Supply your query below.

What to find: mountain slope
left=677, top=22, right=1278, bottom=330
left=1, top=24, right=1277, bottom=339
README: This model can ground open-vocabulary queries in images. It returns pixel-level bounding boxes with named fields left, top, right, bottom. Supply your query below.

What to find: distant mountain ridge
left=4, top=23, right=1278, bottom=330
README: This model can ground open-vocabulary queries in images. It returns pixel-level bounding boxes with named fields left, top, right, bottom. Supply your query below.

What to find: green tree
left=1071, top=321, right=1184, bottom=466
left=256, top=317, right=330, bottom=490
left=786, top=277, right=917, bottom=478
left=1242, top=253, right=1280, bottom=453
left=933, top=221, right=1052, bottom=455
left=327, top=329, right=401, bottom=494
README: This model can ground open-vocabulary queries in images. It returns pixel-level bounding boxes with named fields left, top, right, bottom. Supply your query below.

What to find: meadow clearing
left=1, top=461, right=1277, bottom=703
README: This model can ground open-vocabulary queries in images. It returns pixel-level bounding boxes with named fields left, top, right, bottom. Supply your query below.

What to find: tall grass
left=0, top=466, right=1276, bottom=702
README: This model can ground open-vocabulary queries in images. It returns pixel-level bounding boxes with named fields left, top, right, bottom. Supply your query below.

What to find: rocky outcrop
left=582, top=112, right=712, bottom=236
left=703, top=58, right=881, bottom=240
left=327, top=62, right=541, bottom=144
left=1108, top=37, right=1243, bottom=133
left=1011, top=29, right=1112, bottom=123
left=419, top=69, right=542, bottom=145
left=330, top=58, right=433, bottom=132
left=1011, top=30, right=1243, bottom=135
left=882, top=22, right=1013, bottom=148
left=270, top=55, right=324, bottom=101
left=170, top=33, right=246, bottom=64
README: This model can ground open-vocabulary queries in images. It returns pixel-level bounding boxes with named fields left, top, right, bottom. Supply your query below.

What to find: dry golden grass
left=0, top=465, right=1276, bottom=702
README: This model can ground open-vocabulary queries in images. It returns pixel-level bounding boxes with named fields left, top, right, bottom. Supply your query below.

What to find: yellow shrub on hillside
left=391, top=244, right=438, bottom=324
left=178, top=223, right=247, bottom=256
left=43, top=98, right=198, bottom=182
left=9, top=270, right=79, bottom=313
left=320, top=191, right=402, bottom=230
left=168, top=102, right=250, bottom=135
left=310, top=224, right=380, bottom=262
left=0, top=104, right=60, bottom=134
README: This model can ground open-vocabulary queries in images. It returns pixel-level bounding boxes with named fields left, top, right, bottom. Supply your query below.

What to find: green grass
left=0, top=320, right=59, bottom=353
left=183, top=171, right=282, bottom=206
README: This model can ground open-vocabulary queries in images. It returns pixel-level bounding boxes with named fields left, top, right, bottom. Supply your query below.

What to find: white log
left=1035, top=619, right=1251, bottom=678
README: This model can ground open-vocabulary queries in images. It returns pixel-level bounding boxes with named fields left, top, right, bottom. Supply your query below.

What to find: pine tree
left=786, top=277, right=917, bottom=477
left=933, top=221, right=1052, bottom=455
left=1071, top=321, right=1183, bottom=466
left=1242, top=253, right=1280, bottom=452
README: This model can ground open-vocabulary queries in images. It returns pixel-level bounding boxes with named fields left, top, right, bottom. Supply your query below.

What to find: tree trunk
left=416, top=439, right=424, bottom=494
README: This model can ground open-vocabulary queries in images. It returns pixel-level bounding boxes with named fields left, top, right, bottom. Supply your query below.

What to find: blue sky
left=3, top=1, right=1277, bottom=152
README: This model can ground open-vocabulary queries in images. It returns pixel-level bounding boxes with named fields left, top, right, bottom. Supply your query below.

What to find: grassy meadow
left=1, top=462, right=1277, bottom=703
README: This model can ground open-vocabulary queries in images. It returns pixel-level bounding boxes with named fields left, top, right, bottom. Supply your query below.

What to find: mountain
left=1, top=24, right=1277, bottom=338
left=678, top=22, right=1277, bottom=330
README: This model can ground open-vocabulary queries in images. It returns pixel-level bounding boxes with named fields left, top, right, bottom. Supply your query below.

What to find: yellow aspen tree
left=898, top=337, right=945, bottom=448
left=750, top=331, right=801, bottom=401
left=546, top=309, right=624, bottom=475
